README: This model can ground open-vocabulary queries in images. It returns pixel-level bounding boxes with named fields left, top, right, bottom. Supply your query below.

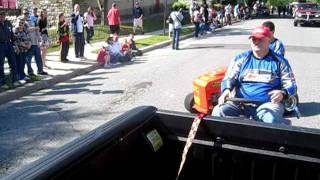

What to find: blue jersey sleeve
left=221, top=51, right=251, bottom=93
left=277, top=55, right=297, bottom=96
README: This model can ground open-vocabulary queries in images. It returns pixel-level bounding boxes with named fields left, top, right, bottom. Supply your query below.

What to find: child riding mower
left=184, top=67, right=300, bottom=117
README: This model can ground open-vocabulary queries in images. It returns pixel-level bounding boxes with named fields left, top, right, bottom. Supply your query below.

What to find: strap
left=174, top=12, right=182, bottom=23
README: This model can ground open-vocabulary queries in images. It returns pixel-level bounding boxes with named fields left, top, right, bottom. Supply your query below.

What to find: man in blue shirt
left=212, top=26, right=297, bottom=124
left=0, top=10, right=19, bottom=88
left=29, top=8, right=39, bottom=26
left=133, top=2, right=144, bottom=35
left=263, top=21, right=285, bottom=56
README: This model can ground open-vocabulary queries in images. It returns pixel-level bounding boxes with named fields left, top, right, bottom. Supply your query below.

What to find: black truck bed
left=5, top=106, right=320, bottom=180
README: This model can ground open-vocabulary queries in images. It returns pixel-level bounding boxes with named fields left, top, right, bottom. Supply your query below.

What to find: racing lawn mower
left=184, top=67, right=300, bottom=117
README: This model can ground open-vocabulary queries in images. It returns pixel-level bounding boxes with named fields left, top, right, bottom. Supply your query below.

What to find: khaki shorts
left=134, top=18, right=143, bottom=27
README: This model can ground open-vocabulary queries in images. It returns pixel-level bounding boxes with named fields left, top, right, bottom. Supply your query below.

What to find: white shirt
left=170, top=11, right=183, bottom=29
left=84, top=12, right=95, bottom=27
left=109, top=42, right=121, bottom=55
left=76, top=15, right=84, bottom=33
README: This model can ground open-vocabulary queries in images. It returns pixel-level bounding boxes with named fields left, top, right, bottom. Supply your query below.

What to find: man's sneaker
left=19, top=77, right=29, bottom=84
left=104, top=64, right=113, bottom=68
left=13, top=81, right=21, bottom=87
left=38, top=71, right=48, bottom=75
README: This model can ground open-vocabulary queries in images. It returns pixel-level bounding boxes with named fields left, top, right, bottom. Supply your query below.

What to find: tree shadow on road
left=213, top=28, right=252, bottom=37
left=298, top=102, right=320, bottom=117
left=180, top=45, right=225, bottom=50
left=0, top=97, right=119, bottom=177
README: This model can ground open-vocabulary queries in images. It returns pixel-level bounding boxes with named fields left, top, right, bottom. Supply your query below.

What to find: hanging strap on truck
left=176, top=113, right=206, bottom=180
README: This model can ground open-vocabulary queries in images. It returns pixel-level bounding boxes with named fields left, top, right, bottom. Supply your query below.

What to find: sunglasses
left=251, top=37, right=264, bottom=42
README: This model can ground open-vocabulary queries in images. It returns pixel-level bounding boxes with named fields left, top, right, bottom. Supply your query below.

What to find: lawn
left=48, top=15, right=168, bottom=53
left=135, top=27, right=194, bottom=48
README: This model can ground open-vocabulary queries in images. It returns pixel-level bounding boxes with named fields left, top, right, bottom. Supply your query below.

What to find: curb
left=0, top=33, right=195, bottom=105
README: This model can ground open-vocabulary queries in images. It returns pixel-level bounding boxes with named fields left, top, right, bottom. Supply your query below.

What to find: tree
left=268, top=0, right=293, bottom=6
left=97, top=0, right=105, bottom=25
left=310, top=0, right=320, bottom=3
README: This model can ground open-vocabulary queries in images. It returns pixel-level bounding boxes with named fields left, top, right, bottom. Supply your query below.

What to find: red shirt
left=107, top=7, right=120, bottom=25
left=121, top=43, right=129, bottom=52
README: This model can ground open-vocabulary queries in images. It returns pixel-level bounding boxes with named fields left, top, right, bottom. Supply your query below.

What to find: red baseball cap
left=249, top=26, right=272, bottom=39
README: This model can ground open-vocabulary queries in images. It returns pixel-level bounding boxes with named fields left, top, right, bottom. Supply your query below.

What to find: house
left=0, top=0, right=174, bottom=26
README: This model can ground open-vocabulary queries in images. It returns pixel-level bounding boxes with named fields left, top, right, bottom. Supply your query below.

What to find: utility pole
left=163, top=0, right=168, bottom=35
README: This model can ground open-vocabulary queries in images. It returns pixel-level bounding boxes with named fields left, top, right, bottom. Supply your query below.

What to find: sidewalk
left=1, top=27, right=192, bottom=105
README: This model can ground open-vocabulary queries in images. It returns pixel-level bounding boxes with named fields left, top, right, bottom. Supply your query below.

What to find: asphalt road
left=0, top=18, right=320, bottom=177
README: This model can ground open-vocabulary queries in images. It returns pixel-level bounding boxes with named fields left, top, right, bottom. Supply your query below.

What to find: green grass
left=135, top=35, right=170, bottom=48
left=48, top=15, right=168, bottom=53
left=135, top=27, right=194, bottom=48
left=91, top=27, right=194, bottom=53
left=181, top=27, right=194, bottom=35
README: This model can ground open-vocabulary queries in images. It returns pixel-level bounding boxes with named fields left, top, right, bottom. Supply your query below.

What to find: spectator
left=97, top=39, right=111, bottom=67
left=71, top=4, right=85, bottom=60
left=101, top=36, right=113, bottom=67
left=108, top=34, right=131, bottom=63
left=84, top=6, right=97, bottom=44
left=57, top=13, right=70, bottom=63
left=192, top=6, right=201, bottom=38
left=170, top=8, right=183, bottom=50
left=29, top=8, right=39, bottom=26
left=108, top=34, right=121, bottom=64
left=234, top=4, right=240, bottom=21
left=38, top=9, right=50, bottom=69
left=0, top=10, right=19, bottom=88
left=25, top=9, right=48, bottom=75
left=107, top=3, right=121, bottom=35
left=201, top=2, right=209, bottom=27
left=253, top=1, right=259, bottom=14
left=225, top=3, right=232, bottom=25
left=189, top=0, right=198, bottom=19
left=262, top=21, right=285, bottom=56
left=277, top=6, right=281, bottom=16
left=128, top=33, right=142, bottom=56
left=120, top=38, right=132, bottom=62
left=13, top=18, right=31, bottom=83
left=212, top=26, right=297, bottom=124
left=133, top=2, right=144, bottom=35
left=209, top=6, right=220, bottom=29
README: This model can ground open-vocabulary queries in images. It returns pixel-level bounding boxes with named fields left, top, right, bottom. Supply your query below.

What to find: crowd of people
left=97, top=33, right=142, bottom=68
left=0, top=8, right=50, bottom=89
left=0, top=1, right=146, bottom=89
left=187, top=1, right=253, bottom=38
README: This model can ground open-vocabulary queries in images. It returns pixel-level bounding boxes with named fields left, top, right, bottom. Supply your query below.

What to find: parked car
left=293, top=3, right=320, bottom=26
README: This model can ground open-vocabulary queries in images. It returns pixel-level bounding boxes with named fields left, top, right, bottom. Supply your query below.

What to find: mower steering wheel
left=225, top=97, right=264, bottom=105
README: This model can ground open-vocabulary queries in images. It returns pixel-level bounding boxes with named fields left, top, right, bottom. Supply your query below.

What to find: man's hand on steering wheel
left=218, top=89, right=231, bottom=105
left=268, top=90, right=284, bottom=103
